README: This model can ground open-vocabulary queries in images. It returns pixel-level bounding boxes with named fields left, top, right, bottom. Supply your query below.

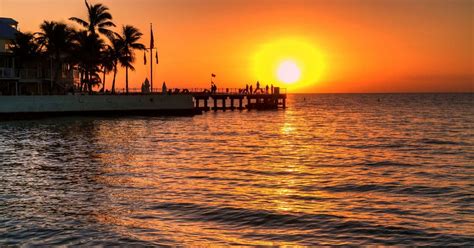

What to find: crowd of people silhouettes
left=140, top=78, right=277, bottom=95
left=210, top=81, right=276, bottom=95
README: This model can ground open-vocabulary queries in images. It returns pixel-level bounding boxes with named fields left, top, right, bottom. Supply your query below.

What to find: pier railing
left=111, top=87, right=286, bottom=95
left=72, top=87, right=287, bottom=111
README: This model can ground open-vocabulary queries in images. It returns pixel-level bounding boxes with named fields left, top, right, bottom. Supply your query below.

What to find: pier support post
left=239, top=98, right=243, bottom=110
left=196, top=99, right=200, bottom=108
left=222, top=98, right=226, bottom=111
left=230, top=98, right=235, bottom=111
left=213, top=98, right=218, bottom=111
left=283, top=98, right=286, bottom=109
left=204, top=98, right=209, bottom=111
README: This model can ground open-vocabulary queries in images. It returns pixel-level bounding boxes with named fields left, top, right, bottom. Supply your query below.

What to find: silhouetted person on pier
left=271, top=84, right=274, bottom=94
left=245, top=84, right=249, bottom=94
left=162, top=81, right=167, bottom=95
left=211, top=82, right=218, bottom=94
left=265, top=85, right=269, bottom=94
left=249, top=85, right=253, bottom=94
left=213, top=84, right=218, bottom=94
left=255, top=81, right=260, bottom=93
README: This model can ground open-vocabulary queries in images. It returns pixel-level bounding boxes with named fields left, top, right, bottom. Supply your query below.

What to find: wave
left=147, top=202, right=474, bottom=246
left=358, top=160, right=419, bottom=167
left=419, top=138, right=469, bottom=146
left=321, top=183, right=459, bottom=196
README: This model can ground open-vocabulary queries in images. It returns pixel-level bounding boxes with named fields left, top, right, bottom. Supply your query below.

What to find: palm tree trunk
left=125, top=66, right=129, bottom=94
left=88, top=70, right=93, bottom=94
left=54, top=52, right=62, bottom=90
left=80, top=70, right=84, bottom=92
left=101, top=67, right=106, bottom=92
left=111, top=66, right=117, bottom=94
left=84, top=70, right=89, bottom=93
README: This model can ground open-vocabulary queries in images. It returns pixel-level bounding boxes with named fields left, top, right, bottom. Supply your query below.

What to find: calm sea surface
left=0, top=93, right=473, bottom=246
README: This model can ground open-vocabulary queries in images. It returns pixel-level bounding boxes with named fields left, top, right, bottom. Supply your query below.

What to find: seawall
left=0, top=94, right=197, bottom=119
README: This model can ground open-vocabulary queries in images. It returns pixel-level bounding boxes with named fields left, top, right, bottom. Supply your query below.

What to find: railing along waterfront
left=110, top=87, right=287, bottom=95
left=77, top=87, right=287, bottom=111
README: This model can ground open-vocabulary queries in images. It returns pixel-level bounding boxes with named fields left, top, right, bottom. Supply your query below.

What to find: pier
left=110, top=87, right=287, bottom=112
left=192, top=88, right=286, bottom=112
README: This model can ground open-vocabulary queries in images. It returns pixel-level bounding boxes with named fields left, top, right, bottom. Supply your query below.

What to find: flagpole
left=150, top=23, right=153, bottom=93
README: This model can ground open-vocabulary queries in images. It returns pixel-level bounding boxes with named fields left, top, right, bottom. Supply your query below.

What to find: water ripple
left=1, top=93, right=473, bottom=246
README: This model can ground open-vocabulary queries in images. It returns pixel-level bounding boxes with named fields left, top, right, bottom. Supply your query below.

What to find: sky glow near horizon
left=1, top=0, right=473, bottom=92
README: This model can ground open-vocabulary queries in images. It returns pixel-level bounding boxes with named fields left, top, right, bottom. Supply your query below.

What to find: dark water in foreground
left=0, top=93, right=473, bottom=246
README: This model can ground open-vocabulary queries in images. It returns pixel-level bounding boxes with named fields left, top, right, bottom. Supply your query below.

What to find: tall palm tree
left=35, top=21, right=75, bottom=88
left=69, top=0, right=115, bottom=37
left=100, top=45, right=115, bottom=92
left=70, top=30, right=105, bottom=93
left=116, top=25, right=145, bottom=93
left=108, top=37, right=124, bottom=94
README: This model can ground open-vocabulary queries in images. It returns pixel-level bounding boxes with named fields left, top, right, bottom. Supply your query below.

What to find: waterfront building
left=0, top=17, right=78, bottom=95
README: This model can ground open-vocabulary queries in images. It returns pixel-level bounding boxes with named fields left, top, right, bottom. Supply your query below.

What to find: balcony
left=19, top=68, right=44, bottom=81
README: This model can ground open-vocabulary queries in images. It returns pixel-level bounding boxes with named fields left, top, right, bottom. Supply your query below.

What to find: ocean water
left=0, top=93, right=473, bottom=246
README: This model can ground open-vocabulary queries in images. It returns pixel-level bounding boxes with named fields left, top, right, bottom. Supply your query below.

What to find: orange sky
left=1, top=0, right=473, bottom=93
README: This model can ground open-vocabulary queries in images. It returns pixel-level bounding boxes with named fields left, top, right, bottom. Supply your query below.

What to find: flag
left=144, top=51, right=147, bottom=65
left=212, top=74, right=216, bottom=77
left=156, top=50, right=159, bottom=64
left=150, top=24, right=155, bottom=49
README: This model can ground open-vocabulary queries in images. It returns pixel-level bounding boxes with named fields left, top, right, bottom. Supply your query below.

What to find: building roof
left=0, top=17, right=18, bottom=26
left=0, top=17, right=18, bottom=40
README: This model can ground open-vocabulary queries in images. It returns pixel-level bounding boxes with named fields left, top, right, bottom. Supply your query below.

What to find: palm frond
left=69, top=17, right=89, bottom=28
left=98, top=21, right=116, bottom=28
left=98, top=28, right=114, bottom=37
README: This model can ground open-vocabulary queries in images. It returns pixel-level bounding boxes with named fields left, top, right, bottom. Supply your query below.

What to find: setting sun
left=253, top=38, right=325, bottom=90
left=277, top=60, right=301, bottom=84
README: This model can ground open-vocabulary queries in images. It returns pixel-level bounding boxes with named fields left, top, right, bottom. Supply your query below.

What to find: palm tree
left=70, top=1, right=115, bottom=93
left=9, top=32, right=41, bottom=70
left=100, top=45, right=115, bottom=92
left=70, top=30, right=105, bottom=93
left=69, top=0, right=115, bottom=37
left=108, top=37, right=124, bottom=94
left=116, top=25, right=145, bottom=93
left=35, top=21, right=75, bottom=89
left=10, top=32, right=40, bottom=59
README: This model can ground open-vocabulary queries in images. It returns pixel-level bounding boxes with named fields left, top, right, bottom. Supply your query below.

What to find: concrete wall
left=0, top=94, right=195, bottom=113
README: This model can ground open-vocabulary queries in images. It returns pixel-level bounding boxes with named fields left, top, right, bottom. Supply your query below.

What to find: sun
left=253, top=37, right=325, bottom=90
left=277, top=60, right=301, bottom=84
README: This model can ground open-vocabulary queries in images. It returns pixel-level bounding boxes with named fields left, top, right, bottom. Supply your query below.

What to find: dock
left=190, top=88, right=287, bottom=112
left=112, top=87, right=287, bottom=112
